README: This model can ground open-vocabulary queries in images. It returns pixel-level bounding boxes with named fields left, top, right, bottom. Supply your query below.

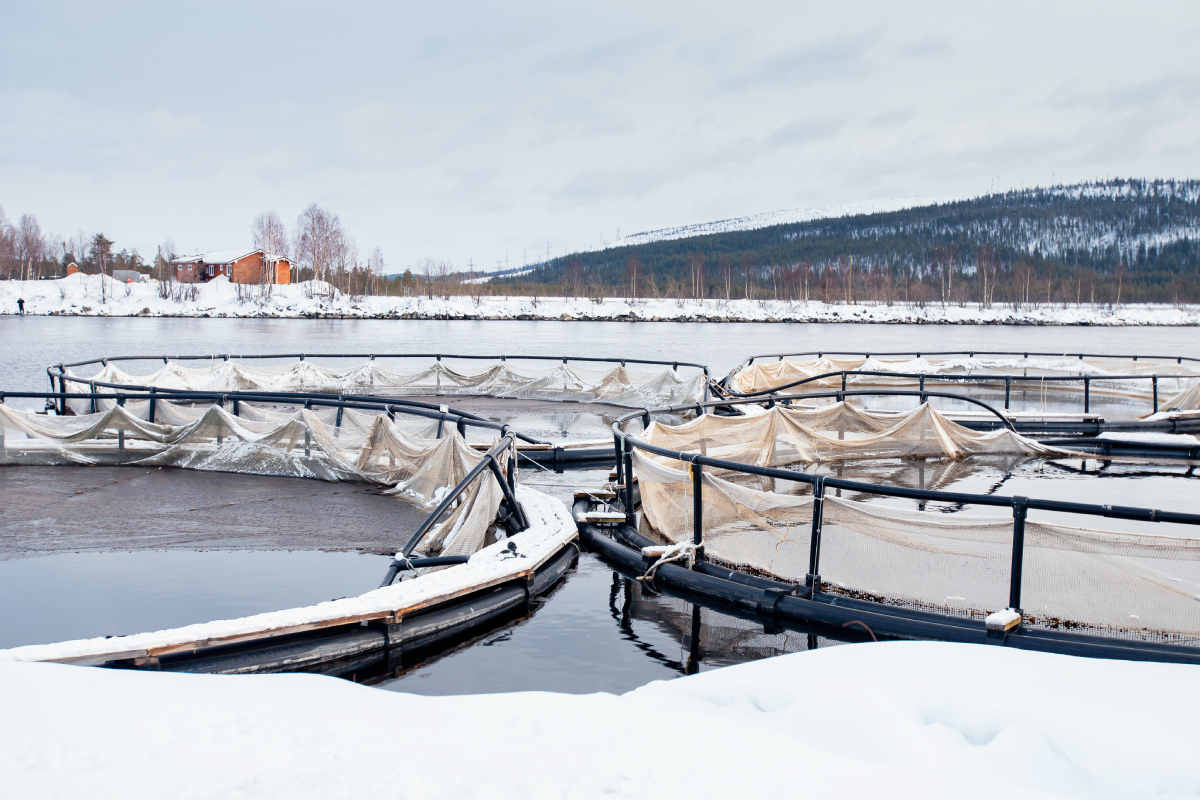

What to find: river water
left=1, top=317, right=1197, bottom=691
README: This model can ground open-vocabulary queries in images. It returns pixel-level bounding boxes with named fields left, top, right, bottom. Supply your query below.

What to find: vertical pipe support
left=1004, top=377, right=1011, bottom=410
left=1152, top=375, right=1159, bottom=412
left=1008, top=497, right=1028, bottom=613
left=506, top=436, right=517, bottom=496
left=1084, top=376, right=1091, bottom=414
left=148, top=388, right=156, bottom=423
left=613, top=432, right=624, bottom=488
left=623, top=437, right=636, bottom=526
left=806, top=476, right=826, bottom=592
left=691, top=457, right=704, bottom=564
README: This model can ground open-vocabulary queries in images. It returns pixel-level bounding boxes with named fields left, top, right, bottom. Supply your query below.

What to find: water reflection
left=364, top=553, right=864, bottom=694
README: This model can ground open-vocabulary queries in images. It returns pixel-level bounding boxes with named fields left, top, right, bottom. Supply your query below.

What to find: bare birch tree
left=294, top=204, right=342, bottom=284
left=16, top=214, right=45, bottom=281
left=252, top=211, right=289, bottom=285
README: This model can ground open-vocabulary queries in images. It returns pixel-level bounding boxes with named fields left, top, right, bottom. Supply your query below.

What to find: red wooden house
left=172, top=249, right=291, bottom=284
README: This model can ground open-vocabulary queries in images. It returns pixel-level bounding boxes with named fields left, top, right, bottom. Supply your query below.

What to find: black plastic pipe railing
left=48, top=352, right=711, bottom=404
left=718, top=368, right=1194, bottom=415
left=48, top=352, right=712, bottom=419
left=612, top=392, right=1200, bottom=614
left=1, top=390, right=526, bottom=442
left=378, top=433, right=527, bottom=588
left=732, top=349, right=1200, bottom=377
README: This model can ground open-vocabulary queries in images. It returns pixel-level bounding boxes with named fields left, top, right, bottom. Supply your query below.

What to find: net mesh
left=731, top=356, right=1200, bottom=412
left=634, top=403, right=1200, bottom=645
left=62, top=359, right=706, bottom=410
left=0, top=402, right=508, bottom=559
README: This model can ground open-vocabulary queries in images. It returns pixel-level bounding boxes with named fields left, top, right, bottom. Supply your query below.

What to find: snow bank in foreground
left=1, top=274, right=1196, bottom=325
left=2, top=642, right=1197, bottom=799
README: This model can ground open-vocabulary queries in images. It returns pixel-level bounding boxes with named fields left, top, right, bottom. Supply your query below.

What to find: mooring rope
left=639, top=540, right=705, bottom=582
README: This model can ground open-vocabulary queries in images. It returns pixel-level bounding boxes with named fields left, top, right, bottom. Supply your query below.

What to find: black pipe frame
left=717, top=368, right=1194, bottom=415
left=47, top=352, right=712, bottom=409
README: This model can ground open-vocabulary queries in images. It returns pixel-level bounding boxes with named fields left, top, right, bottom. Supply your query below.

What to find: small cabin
left=171, top=249, right=291, bottom=284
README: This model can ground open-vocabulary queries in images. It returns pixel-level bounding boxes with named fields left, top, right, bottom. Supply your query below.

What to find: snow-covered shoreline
left=2, top=275, right=1197, bottom=325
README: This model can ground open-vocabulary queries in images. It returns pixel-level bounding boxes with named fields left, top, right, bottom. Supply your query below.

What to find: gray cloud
left=1, top=1, right=1198, bottom=268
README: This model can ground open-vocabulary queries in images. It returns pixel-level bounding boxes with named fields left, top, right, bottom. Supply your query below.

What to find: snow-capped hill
left=601, top=197, right=954, bottom=249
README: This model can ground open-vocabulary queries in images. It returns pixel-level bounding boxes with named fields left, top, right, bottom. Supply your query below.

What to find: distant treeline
left=495, top=179, right=1200, bottom=307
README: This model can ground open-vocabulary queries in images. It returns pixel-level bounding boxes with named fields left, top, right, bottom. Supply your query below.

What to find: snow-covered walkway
left=2, top=274, right=1197, bottom=325
left=2, top=641, right=1196, bottom=799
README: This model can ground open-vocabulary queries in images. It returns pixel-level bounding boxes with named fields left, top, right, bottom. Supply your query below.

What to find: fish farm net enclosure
left=1, top=348, right=1199, bottom=672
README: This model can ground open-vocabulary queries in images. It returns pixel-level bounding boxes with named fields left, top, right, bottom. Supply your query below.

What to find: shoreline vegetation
left=1, top=275, right=1197, bottom=325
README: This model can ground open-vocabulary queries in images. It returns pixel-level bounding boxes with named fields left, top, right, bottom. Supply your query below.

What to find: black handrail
left=49, top=352, right=708, bottom=377
left=719, top=368, right=1197, bottom=414
left=0, top=390, right=525, bottom=440
left=612, top=392, right=1200, bottom=615
left=733, top=350, right=1200, bottom=375
left=48, top=352, right=713, bottom=414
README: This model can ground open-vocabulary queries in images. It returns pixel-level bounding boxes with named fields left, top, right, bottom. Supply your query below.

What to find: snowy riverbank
left=2, top=275, right=1197, bottom=325
left=3, top=641, right=1196, bottom=799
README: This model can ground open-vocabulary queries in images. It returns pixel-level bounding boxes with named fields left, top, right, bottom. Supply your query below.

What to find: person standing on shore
left=16, top=298, right=25, bottom=315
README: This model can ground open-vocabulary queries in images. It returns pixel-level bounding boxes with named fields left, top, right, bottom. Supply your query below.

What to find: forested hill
left=499, top=179, right=1200, bottom=305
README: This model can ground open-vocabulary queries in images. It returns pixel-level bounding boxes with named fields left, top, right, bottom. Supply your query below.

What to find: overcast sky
left=2, top=2, right=1198, bottom=270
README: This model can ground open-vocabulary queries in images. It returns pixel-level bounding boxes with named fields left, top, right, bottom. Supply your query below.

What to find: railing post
left=623, top=436, right=635, bottom=526
left=1004, top=377, right=1011, bottom=410
left=89, top=382, right=97, bottom=415
left=1008, top=497, right=1028, bottom=613
left=841, top=372, right=847, bottom=392
left=807, top=476, right=825, bottom=593
left=507, top=437, right=517, bottom=496
left=1083, top=376, right=1090, bottom=414
left=148, top=387, right=156, bottom=423
left=1152, top=375, right=1159, bottom=413
left=691, top=458, right=704, bottom=564
left=613, top=432, right=624, bottom=487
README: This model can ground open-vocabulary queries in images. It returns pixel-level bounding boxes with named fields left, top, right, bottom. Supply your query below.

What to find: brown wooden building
left=171, top=249, right=291, bottom=284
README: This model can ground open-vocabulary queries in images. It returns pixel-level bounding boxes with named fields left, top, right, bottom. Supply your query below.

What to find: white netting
left=61, top=359, right=706, bottom=411
left=731, top=356, right=1200, bottom=411
left=634, top=403, right=1200, bottom=644
left=0, top=402, right=509, bottom=558
left=641, top=402, right=1054, bottom=469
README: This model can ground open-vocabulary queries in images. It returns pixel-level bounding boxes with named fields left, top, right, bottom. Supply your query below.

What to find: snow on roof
left=170, top=249, right=290, bottom=265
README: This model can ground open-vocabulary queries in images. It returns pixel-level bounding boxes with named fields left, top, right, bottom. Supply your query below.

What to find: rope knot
left=639, top=540, right=704, bottom=582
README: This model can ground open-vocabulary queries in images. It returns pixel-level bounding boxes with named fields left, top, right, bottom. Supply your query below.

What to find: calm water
left=0, top=550, right=393, bottom=650
left=3, top=316, right=1197, bottom=392
left=1, top=317, right=1197, bottom=691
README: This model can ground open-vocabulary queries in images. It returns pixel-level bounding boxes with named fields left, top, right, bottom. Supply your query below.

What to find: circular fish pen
left=582, top=385, right=1200, bottom=664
